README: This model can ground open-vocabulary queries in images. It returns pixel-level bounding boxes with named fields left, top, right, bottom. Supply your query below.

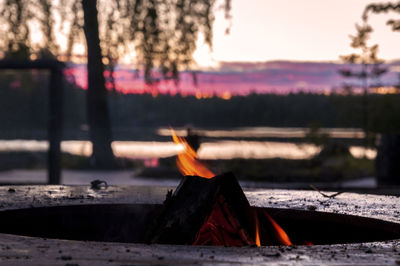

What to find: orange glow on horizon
left=221, top=91, right=232, bottom=100
left=62, top=62, right=400, bottom=98
left=371, top=86, right=399, bottom=95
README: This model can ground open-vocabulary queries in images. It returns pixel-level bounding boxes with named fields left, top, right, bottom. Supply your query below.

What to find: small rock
left=365, top=248, right=373, bottom=254
left=90, top=180, right=108, bottom=190
left=263, top=252, right=281, bottom=257
left=8, top=188, right=15, bottom=193
left=60, top=255, right=72, bottom=261
left=307, top=205, right=317, bottom=211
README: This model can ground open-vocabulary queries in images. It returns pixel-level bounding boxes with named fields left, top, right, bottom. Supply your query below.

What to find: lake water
left=0, top=127, right=376, bottom=162
left=157, top=127, right=366, bottom=139
left=0, top=139, right=376, bottom=161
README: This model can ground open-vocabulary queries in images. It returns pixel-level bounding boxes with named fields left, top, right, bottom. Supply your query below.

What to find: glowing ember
left=303, top=240, right=314, bottom=246
left=171, top=128, right=214, bottom=178
left=192, top=197, right=253, bottom=246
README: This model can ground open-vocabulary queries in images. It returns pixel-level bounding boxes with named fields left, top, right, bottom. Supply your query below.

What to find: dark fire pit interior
left=0, top=203, right=399, bottom=246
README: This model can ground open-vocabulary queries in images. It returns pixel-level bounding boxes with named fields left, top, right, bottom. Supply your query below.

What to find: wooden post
left=48, top=67, right=63, bottom=184
left=0, top=59, right=64, bottom=184
left=376, top=134, right=400, bottom=186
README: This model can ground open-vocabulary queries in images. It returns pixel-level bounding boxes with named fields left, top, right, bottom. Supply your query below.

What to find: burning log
left=146, top=172, right=256, bottom=246
left=145, top=128, right=293, bottom=246
left=146, top=172, right=293, bottom=246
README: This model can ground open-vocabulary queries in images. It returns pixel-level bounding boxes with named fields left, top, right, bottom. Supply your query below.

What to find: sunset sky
left=193, top=0, right=400, bottom=67
left=64, top=1, right=400, bottom=96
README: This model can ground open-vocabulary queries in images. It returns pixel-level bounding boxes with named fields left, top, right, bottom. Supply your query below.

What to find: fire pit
left=0, top=185, right=399, bottom=265
left=0, top=203, right=398, bottom=246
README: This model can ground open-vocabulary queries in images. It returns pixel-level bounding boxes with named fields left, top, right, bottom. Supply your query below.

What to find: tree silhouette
left=0, top=0, right=231, bottom=168
left=362, top=1, right=400, bottom=185
left=363, top=2, right=400, bottom=90
left=339, top=22, right=387, bottom=149
left=363, top=2, right=400, bottom=31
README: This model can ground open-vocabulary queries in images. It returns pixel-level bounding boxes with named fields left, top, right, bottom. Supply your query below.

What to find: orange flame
left=254, top=211, right=261, bottom=247
left=171, top=128, right=292, bottom=247
left=171, top=128, right=215, bottom=178
left=263, top=210, right=292, bottom=246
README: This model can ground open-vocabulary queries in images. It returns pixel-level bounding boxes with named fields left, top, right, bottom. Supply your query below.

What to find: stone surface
left=0, top=185, right=399, bottom=265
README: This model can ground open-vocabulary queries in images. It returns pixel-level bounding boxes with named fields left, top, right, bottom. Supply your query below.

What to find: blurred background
left=0, top=0, right=400, bottom=193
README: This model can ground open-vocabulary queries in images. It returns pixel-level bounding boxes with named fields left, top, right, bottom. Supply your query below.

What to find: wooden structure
left=0, top=59, right=64, bottom=184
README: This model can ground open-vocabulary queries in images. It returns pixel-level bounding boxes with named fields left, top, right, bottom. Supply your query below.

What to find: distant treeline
left=1, top=72, right=400, bottom=139
left=108, top=92, right=400, bottom=132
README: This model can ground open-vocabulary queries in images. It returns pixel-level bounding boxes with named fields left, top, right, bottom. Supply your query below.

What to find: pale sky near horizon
left=193, top=0, right=400, bottom=67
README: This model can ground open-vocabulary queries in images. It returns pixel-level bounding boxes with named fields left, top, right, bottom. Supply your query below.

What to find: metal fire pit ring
left=0, top=185, right=399, bottom=265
